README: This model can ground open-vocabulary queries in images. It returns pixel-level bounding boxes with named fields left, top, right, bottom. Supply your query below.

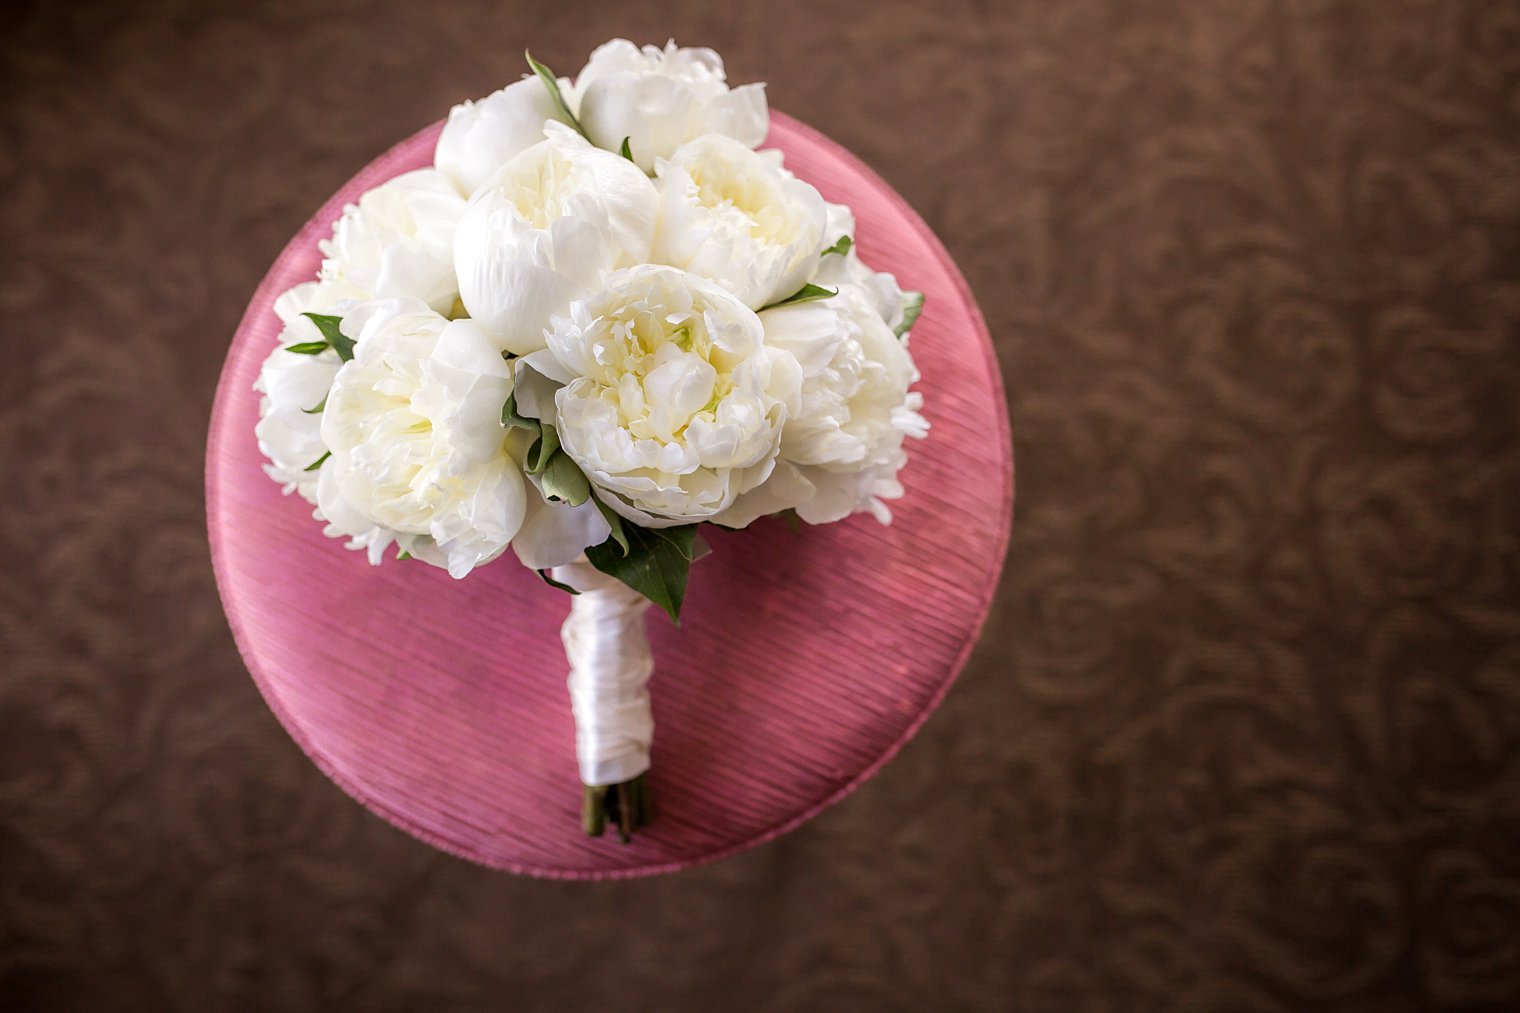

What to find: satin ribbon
left=550, top=559, right=654, bottom=786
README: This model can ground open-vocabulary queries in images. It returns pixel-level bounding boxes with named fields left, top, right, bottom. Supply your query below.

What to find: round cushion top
left=206, top=112, right=1013, bottom=878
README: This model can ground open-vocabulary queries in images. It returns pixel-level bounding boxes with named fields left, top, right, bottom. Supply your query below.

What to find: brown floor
left=5, top=0, right=1520, bottom=1009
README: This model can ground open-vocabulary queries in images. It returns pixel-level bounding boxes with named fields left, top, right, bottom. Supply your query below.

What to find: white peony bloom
left=316, top=299, right=528, bottom=578
left=723, top=284, right=929, bottom=528
left=318, top=170, right=466, bottom=316
left=453, top=123, right=659, bottom=356
left=812, top=201, right=908, bottom=333
left=529, top=264, right=802, bottom=527
left=568, top=39, right=768, bottom=173
left=652, top=135, right=826, bottom=310
left=253, top=282, right=352, bottom=504
left=434, top=77, right=570, bottom=198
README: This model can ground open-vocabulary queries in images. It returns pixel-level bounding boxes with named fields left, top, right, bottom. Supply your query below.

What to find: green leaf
left=500, top=391, right=540, bottom=434
left=536, top=569, right=581, bottom=595
left=763, top=283, right=837, bottom=310
left=540, top=450, right=590, bottom=506
left=821, top=235, right=853, bottom=258
left=283, top=341, right=329, bottom=355
left=526, top=51, right=590, bottom=141
left=396, top=550, right=413, bottom=561
left=303, top=450, right=330, bottom=472
left=301, top=312, right=356, bottom=361
left=302, top=394, right=327, bottom=414
left=619, top=136, right=634, bottom=162
left=525, top=422, right=561, bottom=475
left=592, top=496, right=630, bottom=556
left=586, top=523, right=699, bottom=624
left=895, top=291, right=925, bottom=337
left=776, top=507, right=803, bottom=534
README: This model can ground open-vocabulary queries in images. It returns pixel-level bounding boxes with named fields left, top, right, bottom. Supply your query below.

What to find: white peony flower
left=453, top=123, right=659, bottom=356
left=652, top=135, right=826, bottom=310
left=253, top=281, right=352, bottom=504
left=318, top=169, right=466, bottom=315
left=568, top=39, right=768, bottom=173
left=812, top=201, right=908, bottom=333
left=526, top=264, right=802, bottom=527
left=434, top=77, right=570, bottom=198
left=316, top=299, right=528, bottom=578
left=256, top=167, right=464, bottom=510
left=723, top=284, right=929, bottom=528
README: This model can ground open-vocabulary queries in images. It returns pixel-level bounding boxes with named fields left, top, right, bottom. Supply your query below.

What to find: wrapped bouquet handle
left=553, top=559, right=655, bottom=839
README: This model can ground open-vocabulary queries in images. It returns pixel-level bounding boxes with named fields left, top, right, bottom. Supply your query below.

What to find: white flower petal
left=547, top=265, right=799, bottom=526
left=434, top=77, right=568, bottom=197
left=313, top=298, right=530, bottom=578
left=652, top=135, right=825, bottom=309
left=571, top=39, right=770, bottom=172
left=749, top=284, right=928, bottom=523
left=318, top=170, right=465, bottom=315
left=453, top=129, right=658, bottom=355
left=512, top=492, right=611, bottom=569
left=712, top=460, right=816, bottom=529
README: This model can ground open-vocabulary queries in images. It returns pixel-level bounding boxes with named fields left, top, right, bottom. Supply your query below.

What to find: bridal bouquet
left=254, top=39, right=928, bottom=840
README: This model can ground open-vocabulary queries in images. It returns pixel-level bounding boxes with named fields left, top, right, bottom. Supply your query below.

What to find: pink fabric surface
left=206, top=113, right=1013, bottom=879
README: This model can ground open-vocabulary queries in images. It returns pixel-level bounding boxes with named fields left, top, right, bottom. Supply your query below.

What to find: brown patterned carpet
left=5, top=0, right=1520, bottom=1009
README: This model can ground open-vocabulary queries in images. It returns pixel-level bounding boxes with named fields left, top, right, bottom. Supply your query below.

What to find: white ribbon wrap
left=550, top=559, right=654, bottom=786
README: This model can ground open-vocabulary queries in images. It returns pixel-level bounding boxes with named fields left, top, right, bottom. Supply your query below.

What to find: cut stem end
left=581, top=773, right=654, bottom=842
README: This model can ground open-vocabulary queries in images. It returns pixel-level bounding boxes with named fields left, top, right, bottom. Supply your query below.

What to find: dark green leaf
left=895, top=291, right=925, bottom=337
left=763, top=283, right=837, bottom=310
left=536, top=569, right=581, bottom=595
left=585, top=522, right=699, bottom=624
left=525, top=51, right=590, bottom=141
left=821, top=235, right=853, bottom=258
left=540, top=451, right=590, bottom=506
left=500, top=391, right=540, bottom=433
left=619, top=137, right=634, bottom=162
left=301, top=312, right=356, bottom=361
left=302, top=394, right=327, bottom=414
left=303, top=450, right=330, bottom=472
left=776, top=508, right=803, bottom=534
left=283, top=341, right=329, bottom=355
left=592, top=496, right=630, bottom=556
left=525, top=422, right=561, bottom=475
left=396, top=550, right=413, bottom=560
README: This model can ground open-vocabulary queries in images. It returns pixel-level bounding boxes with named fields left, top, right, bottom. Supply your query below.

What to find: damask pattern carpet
left=4, top=0, right=1518, bottom=1009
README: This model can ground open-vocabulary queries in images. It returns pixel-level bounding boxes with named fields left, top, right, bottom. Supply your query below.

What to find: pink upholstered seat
left=206, top=113, right=1013, bottom=878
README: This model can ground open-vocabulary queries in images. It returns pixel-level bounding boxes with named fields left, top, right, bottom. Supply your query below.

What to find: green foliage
left=526, top=51, right=590, bottom=141
left=821, top=235, right=853, bottom=258
left=536, top=569, right=581, bottom=595
left=585, top=521, right=699, bottom=624
left=300, top=313, right=356, bottom=361
left=896, top=292, right=925, bottom=337
left=763, top=283, right=837, bottom=310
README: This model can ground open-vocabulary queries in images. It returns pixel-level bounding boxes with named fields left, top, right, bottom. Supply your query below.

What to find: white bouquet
left=254, top=40, right=928, bottom=840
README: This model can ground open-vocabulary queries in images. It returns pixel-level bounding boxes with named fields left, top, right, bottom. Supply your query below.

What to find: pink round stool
left=207, top=113, right=1013, bottom=879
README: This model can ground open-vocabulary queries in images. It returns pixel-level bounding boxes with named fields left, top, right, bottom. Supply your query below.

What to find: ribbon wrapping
left=550, top=559, right=654, bottom=786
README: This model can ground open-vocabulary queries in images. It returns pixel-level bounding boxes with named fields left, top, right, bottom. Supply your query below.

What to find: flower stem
left=581, top=773, right=653, bottom=842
